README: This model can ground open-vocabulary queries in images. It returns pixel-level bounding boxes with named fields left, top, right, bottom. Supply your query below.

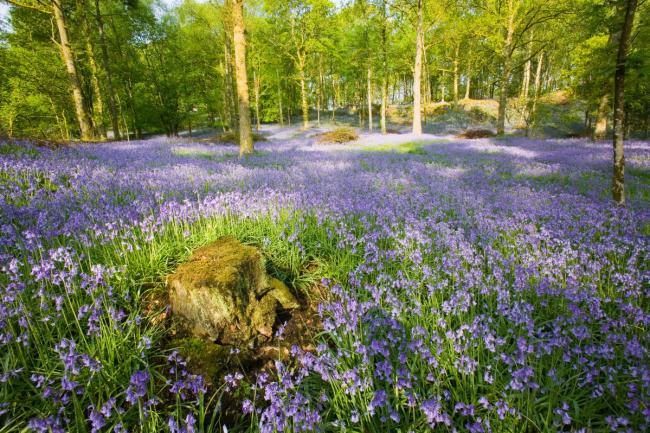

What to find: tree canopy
left=0, top=0, right=647, bottom=142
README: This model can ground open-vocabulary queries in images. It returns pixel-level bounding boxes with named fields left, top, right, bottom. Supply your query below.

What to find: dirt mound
left=457, top=129, right=496, bottom=139
left=315, top=127, right=359, bottom=144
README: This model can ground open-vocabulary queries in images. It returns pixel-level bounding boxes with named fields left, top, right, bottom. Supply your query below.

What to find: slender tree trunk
left=380, top=0, right=388, bottom=134
left=497, top=0, right=516, bottom=135
left=367, top=65, right=373, bottom=132
left=453, top=42, right=459, bottom=102
left=464, top=62, right=472, bottom=100
left=277, top=70, right=284, bottom=126
left=612, top=0, right=638, bottom=205
left=521, top=31, right=533, bottom=99
left=254, top=69, right=261, bottom=131
left=528, top=50, right=544, bottom=134
left=533, top=51, right=543, bottom=98
left=223, top=12, right=238, bottom=133
left=53, top=0, right=93, bottom=140
left=94, top=0, right=120, bottom=140
left=317, top=54, right=324, bottom=127
left=594, top=94, right=609, bottom=140
left=331, top=72, right=337, bottom=122
left=232, top=0, right=253, bottom=156
left=298, top=55, right=309, bottom=130
left=84, top=35, right=106, bottom=139
left=412, top=0, right=424, bottom=135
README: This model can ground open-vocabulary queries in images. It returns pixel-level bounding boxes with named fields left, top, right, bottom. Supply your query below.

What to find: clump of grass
left=457, top=128, right=496, bottom=139
left=315, top=127, right=359, bottom=144
left=216, top=131, right=267, bottom=144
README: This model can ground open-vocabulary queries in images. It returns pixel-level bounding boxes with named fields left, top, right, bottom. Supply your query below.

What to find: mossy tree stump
left=167, top=236, right=299, bottom=344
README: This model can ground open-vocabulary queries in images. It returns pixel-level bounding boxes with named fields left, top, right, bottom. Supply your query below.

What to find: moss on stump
left=167, top=236, right=298, bottom=344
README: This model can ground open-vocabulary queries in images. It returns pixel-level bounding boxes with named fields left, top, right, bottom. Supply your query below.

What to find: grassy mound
left=216, top=131, right=267, bottom=144
left=315, top=127, right=359, bottom=144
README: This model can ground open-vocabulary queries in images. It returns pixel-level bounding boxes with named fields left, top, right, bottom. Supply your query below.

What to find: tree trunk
left=53, top=0, right=93, bottom=140
left=533, top=51, right=543, bottom=98
left=464, top=62, right=472, bottom=100
left=299, top=56, right=309, bottom=130
left=254, top=69, right=261, bottom=131
left=412, top=0, right=424, bottom=135
left=232, top=0, right=253, bottom=157
left=94, top=0, right=120, bottom=140
left=453, top=42, right=459, bottom=102
left=529, top=50, right=544, bottom=134
left=612, top=0, right=638, bottom=205
left=593, top=94, right=609, bottom=140
left=497, top=0, right=516, bottom=136
left=367, top=65, right=373, bottom=132
left=316, top=55, right=321, bottom=127
left=223, top=12, right=238, bottom=133
left=277, top=70, right=284, bottom=126
left=380, top=0, right=388, bottom=134
left=521, top=31, right=533, bottom=100
left=84, top=34, right=106, bottom=139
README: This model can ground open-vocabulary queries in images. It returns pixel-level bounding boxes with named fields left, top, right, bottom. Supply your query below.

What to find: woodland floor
left=1, top=125, right=649, bottom=432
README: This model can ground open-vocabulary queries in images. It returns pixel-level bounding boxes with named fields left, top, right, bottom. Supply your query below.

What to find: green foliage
left=0, top=0, right=648, bottom=139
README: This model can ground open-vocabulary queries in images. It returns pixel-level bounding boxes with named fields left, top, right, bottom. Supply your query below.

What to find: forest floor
left=1, top=126, right=649, bottom=432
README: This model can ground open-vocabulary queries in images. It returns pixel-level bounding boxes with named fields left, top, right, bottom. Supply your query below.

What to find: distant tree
left=412, top=0, right=424, bottom=135
left=612, top=0, right=638, bottom=205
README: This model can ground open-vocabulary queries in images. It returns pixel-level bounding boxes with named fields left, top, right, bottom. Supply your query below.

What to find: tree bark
left=593, top=94, right=609, bottom=140
left=521, top=31, right=533, bottom=100
left=94, top=0, right=120, bottom=140
left=277, top=70, right=284, bottom=126
left=453, top=42, right=459, bottom=102
left=612, top=0, right=638, bottom=205
left=412, top=0, right=424, bottom=135
left=298, top=55, right=309, bottom=130
left=84, top=33, right=106, bottom=139
left=497, top=0, right=516, bottom=136
left=232, top=0, right=253, bottom=156
left=380, top=0, right=388, bottom=134
left=254, top=69, right=261, bottom=131
left=53, top=0, right=93, bottom=140
left=464, top=61, right=472, bottom=100
left=367, top=65, right=373, bottom=132
left=317, top=54, right=323, bottom=127
left=223, top=8, right=238, bottom=132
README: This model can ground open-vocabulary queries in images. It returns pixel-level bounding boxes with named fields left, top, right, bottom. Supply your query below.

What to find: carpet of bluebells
left=1, top=126, right=649, bottom=433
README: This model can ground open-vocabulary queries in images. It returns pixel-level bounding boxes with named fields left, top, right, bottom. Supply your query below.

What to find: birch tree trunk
left=223, top=6, right=238, bottom=133
left=453, top=42, right=459, bottom=102
left=94, top=0, right=120, bottom=140
left=412, top=0, right=424, bottom=135
left=521, top=32, right=533, bottom=99
left=298, top=56, right=309, bottom=130
left=254, top=69, right=261, bottom=131
left=53, top=0, right=93, bottom=140
left=612, top=0, right=638, bottom=205
left=367, top=65, right=373, bottom=132
left=380, top=0, right=388, bottom=134
left=277, top=70, right=284, bottom=126
left=464, top=61, right=471, bottom=100
left=232, top=0, right=253, bottom=157
left=84, top=34, right=106, bottom=139
left=317, top=54, right=323, bottom=127
left=497, top=0, right=516, bottom=135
